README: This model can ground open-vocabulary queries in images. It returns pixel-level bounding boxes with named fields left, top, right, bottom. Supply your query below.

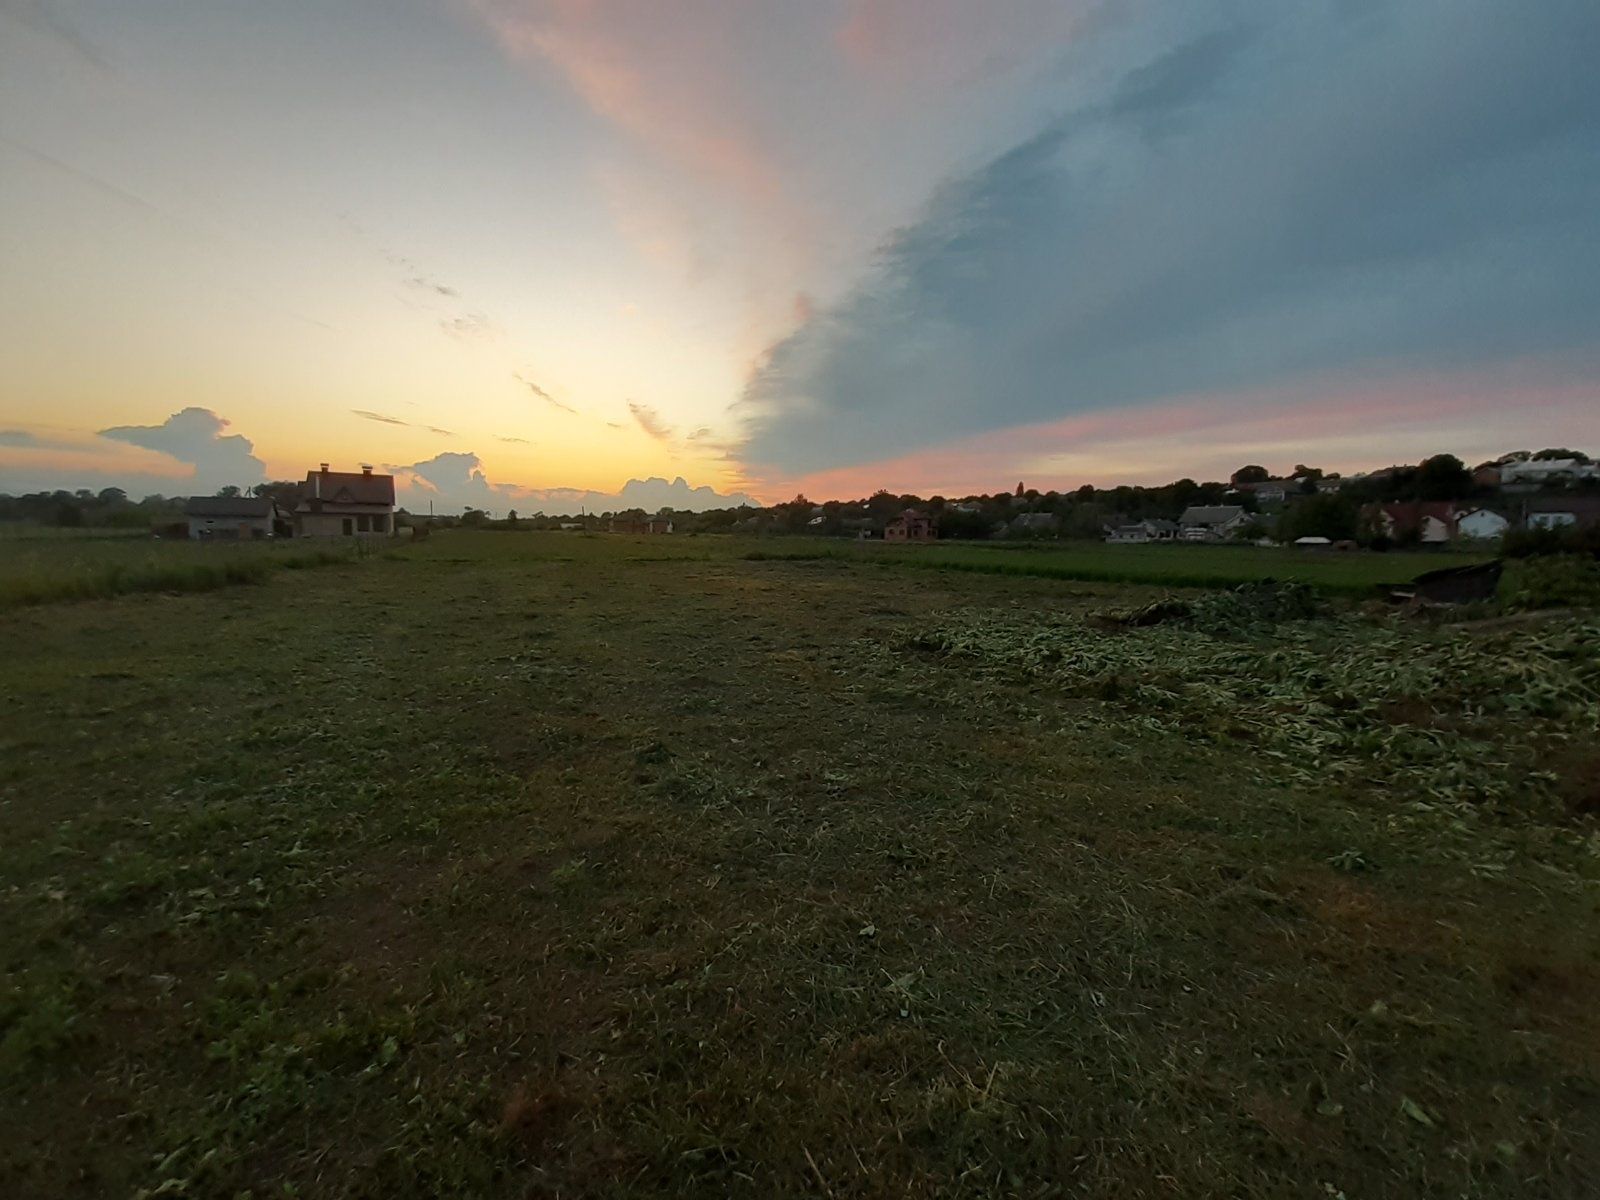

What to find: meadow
left=2, top=531, right=1595, bottom=1198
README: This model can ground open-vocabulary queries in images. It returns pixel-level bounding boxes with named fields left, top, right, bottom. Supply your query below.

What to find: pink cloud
left=756, top=366, right=1600, bottom=500
left=468, top=1, right=793, bottom=217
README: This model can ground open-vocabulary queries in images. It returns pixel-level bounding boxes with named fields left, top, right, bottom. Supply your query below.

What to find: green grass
left=744, top=537, right=1490, bottom=594
left=1, top=530, right=1595, bottom=1198
left=0, top=537, right=364, bottom=608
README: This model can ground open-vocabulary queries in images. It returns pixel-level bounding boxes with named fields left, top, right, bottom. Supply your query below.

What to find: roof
left=1144, top=518, right=1178, bottom=532
left=1179, top=505, right=1245, bottom=525
left=891, top=508, right=930, bottom=521
left=297, top=467, right=395, bottom=508
left=184, top=496, right=274, bottom=519
left=1379, top=501, right=1458, bottom=526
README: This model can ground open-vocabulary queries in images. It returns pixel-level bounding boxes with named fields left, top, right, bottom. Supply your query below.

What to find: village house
left=1011, top=512, right=1057, bottom=534
left=293, top=463, right=396, bottom=537
left=608, top=514, right=674, bottom=534
left=1526, top=496, right=1600, bottom=531
left=1178, top=505, right=1249, bottom=541
left=1105, top=518, right=1178, bottom=544
left=183, top=495, right=281, bottom=540
left=885, top=509, right=935, bottom=542
left=1455, top=507, right=1510, bottom=541
left=1499, top=457, right=1599, bottom=490
left=1371, top=501, right=1458, bottom=543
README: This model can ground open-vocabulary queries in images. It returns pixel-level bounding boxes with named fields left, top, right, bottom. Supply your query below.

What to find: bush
left=1503, top=555, right=1600, bottom=611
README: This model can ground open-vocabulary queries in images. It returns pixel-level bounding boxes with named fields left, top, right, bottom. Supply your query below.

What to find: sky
left=1, top=0, right=1597, bottom=513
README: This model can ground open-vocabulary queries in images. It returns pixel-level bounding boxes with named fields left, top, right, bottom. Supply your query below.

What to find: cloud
left=0, top=0, right=113, bottom=71
left=352, top=409, right=409, bottom=426
left=97, top=407, right=266, bottom=490
left=427, top=426, right=456, bottom=436
left=0, top=429, right=44, bottom=447
left=627, top=401, right=675, bottom=443
left=515, top=373, right=577, bottom=414
left=439, top=312, right=500, bottom=341
left=390, top=451, right=755, bottom=515
left=740, top=1, right=1600, bottom=477
left=498, top=435, right=531, bottom=444
left=406, top=275, right=459, bottom=297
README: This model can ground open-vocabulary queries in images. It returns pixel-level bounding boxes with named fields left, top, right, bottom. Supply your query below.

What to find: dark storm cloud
left=739, top=0, right=1600, bottom=475
left=98, top=407, right=266, bottom=489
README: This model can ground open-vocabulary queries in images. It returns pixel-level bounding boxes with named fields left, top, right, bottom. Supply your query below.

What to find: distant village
left=2, top=448, right=1596, bottom=551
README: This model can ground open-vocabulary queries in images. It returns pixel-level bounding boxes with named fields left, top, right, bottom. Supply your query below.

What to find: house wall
left=1529, top=512, right=1576, bottom=530
left=296, top=510, right=394, bottom=538
left=188, top=516, right=272, bottom=540
left=1458, top=511, right=1508, bottom=540
left=1419, top=516, right=1451, bottom=543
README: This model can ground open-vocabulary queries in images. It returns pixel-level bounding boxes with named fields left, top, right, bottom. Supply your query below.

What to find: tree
left=1231, top=465, right=1270, bottom=485
left=1532, top=448, right=1591, bottom=463
left=97, top=487, right=127, bottom=506
left=1415, top=453, right=1472, bottom=500
left=218, top=485, right=242, bottom=499
left=1281, top=494, right=1358, bottom=541
left=1291, top=464, right=1325, bottom=480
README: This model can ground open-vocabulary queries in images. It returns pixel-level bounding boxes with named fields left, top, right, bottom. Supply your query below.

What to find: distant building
left=609, top=515, right=674, bottom=534
left=183, top=495, right=279, bottom=540
left=1499, top=458, right=1598, bottom=490
left=1105, top=519, right=1178, bottom=544
left=1526, top=497, right=1600, bottom=531
left=294, top=463, right=396, bottom=537
left=1456, top=508, right=1510, bottom=541
left=1371, top=501, right=1458, bottom=543
left=885, top=509, right=935, bottom=542
left=1178, top=505, right=1249, bottom=541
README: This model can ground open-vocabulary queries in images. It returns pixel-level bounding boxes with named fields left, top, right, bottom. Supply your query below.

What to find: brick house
left=293, top=463, right=396, bottom=538
left=885, top=509, right=935, bottom=542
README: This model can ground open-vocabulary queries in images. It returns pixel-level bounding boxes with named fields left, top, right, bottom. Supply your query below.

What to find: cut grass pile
left=0, top=539, right=362, bottom=607
left=900, top=607, right=1600, bottom=814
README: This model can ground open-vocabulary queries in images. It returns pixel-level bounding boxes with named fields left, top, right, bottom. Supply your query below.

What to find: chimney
left=361, top=464, right=373, bottom=476
left=319, top=462, right=329, bottom=473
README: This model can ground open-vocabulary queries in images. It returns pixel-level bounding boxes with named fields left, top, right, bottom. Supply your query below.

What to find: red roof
left=1379, top=501, right=1458, bottom=531
left=298, top=467, right=395, bottom=508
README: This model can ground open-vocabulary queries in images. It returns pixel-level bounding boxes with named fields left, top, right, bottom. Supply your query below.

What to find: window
left=372, top=514, right=387, bottom=533
left=342, top=517, right=353, bottom=536
left=357, top=514, right=371, bottom=533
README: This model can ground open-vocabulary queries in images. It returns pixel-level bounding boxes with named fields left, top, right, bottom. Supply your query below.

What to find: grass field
left=0, top=536, right=364, bottom=608
left=740, top=537, right=1489, bottom=595
left=3, top=531, right=1596, bottom=1198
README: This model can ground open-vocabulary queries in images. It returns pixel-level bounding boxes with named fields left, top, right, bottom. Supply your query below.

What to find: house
left=1371, top=501, right=1458, bottom=543
left=1178, top=505, right=1249, bottom=541
left=884, top=509, right=935, bottom=542
left=1499, top=457, right=1599, bottom=490
left=608, top=515, right=674, bottom=534
left=1294, top=536, right=1333, bottom=549
left=294, top=463, right=396, bottom=537
left=1472, top=463, right=1503, bottom=488
left=1456, top=507, right=1510, bottom=541
left=183, top=495, right=279, bottom=540
left=1104, top=519, right=1178, bottom=544
left=1526, top=496, right=1600, bottom=531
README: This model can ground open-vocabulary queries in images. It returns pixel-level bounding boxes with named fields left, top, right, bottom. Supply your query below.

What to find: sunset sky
left=2, top=0, right=1597, bottom=512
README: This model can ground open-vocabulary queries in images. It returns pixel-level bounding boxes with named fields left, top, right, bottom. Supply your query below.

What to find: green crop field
left=3, top=531, right=1596, bottom=1198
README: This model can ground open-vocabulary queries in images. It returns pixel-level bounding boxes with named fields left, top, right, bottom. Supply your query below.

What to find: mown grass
left=2, top=531, right=1595, bottom=1198
left=744, top=538, right=1490, bottom=595
left=0, top=538, right=363, bottom=608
